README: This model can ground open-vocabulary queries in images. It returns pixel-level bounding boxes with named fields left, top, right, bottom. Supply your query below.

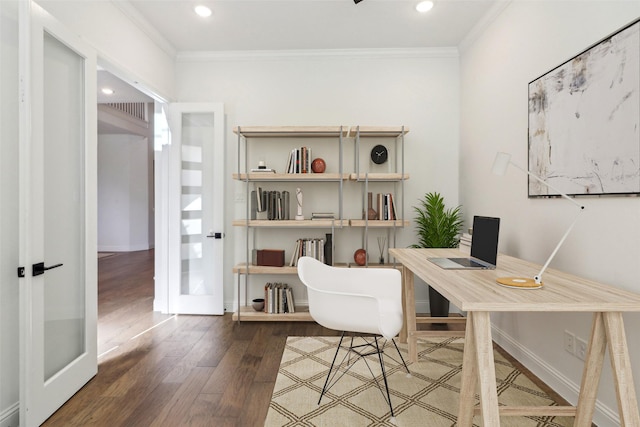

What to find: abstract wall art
left=528, top=19, right=640, bottom=197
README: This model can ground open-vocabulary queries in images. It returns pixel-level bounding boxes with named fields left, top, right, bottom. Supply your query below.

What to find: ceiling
left=125, top=0, right=499, bottom=53
left=97, top=0, right=499, bottom=107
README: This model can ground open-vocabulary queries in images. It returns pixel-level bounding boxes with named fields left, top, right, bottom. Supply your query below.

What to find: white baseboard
left=153, top=298, right=167, bottom=313
left=491, top=325, right=620, bottom=427
left=0, top=402, right=19, bottom=427
left=98, top=243, right=152, bottom=252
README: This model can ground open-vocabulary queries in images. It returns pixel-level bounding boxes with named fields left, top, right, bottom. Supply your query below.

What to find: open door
left=19, top=3, right=97, bottom=425
left=167, top=103, right=225, bottom=315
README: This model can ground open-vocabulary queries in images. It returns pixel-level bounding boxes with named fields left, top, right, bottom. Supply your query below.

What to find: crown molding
left=176, top=47, right=459, bottom=62
left=111, top=0, right=177, bottom=58
left=458, top=0, right=512, bottom=53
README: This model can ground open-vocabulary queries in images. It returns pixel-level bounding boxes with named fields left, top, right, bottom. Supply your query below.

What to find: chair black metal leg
left=374, top=337, right=395, bottom=418
left=319, top=332, right=346, bottom=404
left=391, top=338, right=411, bottom=374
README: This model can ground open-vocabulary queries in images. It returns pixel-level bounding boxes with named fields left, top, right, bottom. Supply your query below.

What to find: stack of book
left=311, top=212, right=335, bottom=220
left=375, top=193, right=397, bottom=220
left=264, top=283, right=295, bottom=313
left=459, top=232, right=472, bottom=254
left=286, top=147, right=311, bottom=173
left=289, top=237, right=325, bottom=266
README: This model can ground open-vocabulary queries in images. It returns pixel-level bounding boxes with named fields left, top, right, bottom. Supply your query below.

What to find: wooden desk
left=389, top=247, right=640, bottom=426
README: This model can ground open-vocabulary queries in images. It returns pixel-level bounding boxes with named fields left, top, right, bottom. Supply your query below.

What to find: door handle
left=206, top=231, right=224, bottom=239
left=32, top=262, right=63, bottom=276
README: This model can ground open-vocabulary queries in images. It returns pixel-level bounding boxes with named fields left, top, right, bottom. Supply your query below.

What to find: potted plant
left=410, top=192, right=463, bottom=317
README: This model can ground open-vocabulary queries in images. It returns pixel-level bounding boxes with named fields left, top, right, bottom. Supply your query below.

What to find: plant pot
left=428, top=286, right=450, bottom=317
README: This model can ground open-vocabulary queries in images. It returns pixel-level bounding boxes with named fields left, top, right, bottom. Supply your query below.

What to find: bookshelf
left=232, top=125, right=409, bottom=322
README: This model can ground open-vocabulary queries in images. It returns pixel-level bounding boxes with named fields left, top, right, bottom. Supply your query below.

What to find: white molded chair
left=297, top=256, right=410, bottom=421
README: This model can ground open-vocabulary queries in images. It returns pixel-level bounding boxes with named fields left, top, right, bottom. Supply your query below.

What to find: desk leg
left=401, top=265, right=418, bottom=363
left=472, top=311, right=500, bottom=426
left=603, top=312, right=640, bottom=426
left=457, top=311, right=478, bottom=427
left=575, top=313, right=606, bottom=426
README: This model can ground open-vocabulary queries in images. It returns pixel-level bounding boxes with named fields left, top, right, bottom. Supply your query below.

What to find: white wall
left=98, top=133, right=153, bottom=252
left=35, top=0, right=175, bottom=101
left=175, top=49, right=461, bottom=313
left=460, top=2, right=640, bottom=425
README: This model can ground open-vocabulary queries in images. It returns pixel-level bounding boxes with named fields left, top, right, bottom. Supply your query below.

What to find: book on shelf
left=258, top=190, right=290, bottom=220
left=376, top=193, right=397, bottom=221
left=264, top=282, right=295, bottom=314
left=311, top=212, right=335, bottom=220
left=256, top=187, right=264, bottom=212
left=289, top=237, right=326, bottom=266
left=286, top=147, right=312, bottom=174
left=250, top=168, right=276, bottom=173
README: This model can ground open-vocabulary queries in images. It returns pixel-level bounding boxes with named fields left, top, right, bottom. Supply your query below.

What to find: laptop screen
left=470, top=216, right=500, bottom=265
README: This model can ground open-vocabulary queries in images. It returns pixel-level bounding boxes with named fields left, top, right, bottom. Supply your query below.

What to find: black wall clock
left=370, top=144, right=388, bottom=165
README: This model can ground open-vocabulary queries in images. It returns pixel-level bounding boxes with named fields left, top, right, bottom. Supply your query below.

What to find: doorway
left=96, top=69, right=160, bottom=356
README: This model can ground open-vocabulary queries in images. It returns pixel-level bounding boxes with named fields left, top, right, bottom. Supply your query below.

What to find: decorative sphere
left=354, top=249, right=367, bottom=266
left=311, top=158, right=326, bottom=173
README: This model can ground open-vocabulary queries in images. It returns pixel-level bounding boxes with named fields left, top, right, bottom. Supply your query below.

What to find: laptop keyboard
left=449, top=258, right=487, bottom=268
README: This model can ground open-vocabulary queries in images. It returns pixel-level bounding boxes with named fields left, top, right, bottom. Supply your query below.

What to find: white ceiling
left=125, top=0, right=499, bottom=53
left=97, top=0, right=499, bottom=106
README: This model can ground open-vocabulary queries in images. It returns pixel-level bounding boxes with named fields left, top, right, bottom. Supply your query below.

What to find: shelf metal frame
left=233, top=126, right=346, bottom=321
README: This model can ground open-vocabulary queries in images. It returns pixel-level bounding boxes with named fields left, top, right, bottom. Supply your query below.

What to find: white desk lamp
left=492, top=152, right=584, bottom=288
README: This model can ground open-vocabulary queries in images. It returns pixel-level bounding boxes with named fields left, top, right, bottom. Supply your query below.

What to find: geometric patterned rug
left=265, top=336, right=574, bottom=427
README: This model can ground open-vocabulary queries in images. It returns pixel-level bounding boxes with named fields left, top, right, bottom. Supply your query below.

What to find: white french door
left=20, top=3, right=97, bottom=426
left=168, top=103, right=225, bottom=315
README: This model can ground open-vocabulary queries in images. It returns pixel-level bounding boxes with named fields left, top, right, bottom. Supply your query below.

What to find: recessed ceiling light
left=416, top=1, right=434, bottom=13
left=194, top=5, right=212, bottom=18
left=101, top=88, right=114, bottom=95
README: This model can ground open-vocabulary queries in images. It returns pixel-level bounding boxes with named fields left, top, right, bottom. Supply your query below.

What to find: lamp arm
left=533, top=206, right=584, bottom=284
left=506, top=161, right=585, bottom=285
left=509, top=161, right=583, bottom=208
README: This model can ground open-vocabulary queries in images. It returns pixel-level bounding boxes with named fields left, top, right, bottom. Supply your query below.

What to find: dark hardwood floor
left=42, top=249, right=570, bottom=426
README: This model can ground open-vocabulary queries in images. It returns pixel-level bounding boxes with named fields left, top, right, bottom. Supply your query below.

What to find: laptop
left=428, top=215, right=500, bottom=270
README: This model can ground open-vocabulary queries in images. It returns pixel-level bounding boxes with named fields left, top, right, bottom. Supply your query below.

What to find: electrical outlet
left=564, top=330, right=575, bottom=355
left=576, top=337, right=588, bottom=361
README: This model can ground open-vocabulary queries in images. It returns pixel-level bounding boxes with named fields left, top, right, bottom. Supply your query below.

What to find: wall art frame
left=528, top=18, right=640, bottom=197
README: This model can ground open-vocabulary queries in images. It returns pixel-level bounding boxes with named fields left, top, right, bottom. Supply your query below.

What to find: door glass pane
left=180, top=113, right=214, bottom=296
left=43, top=32, right=85, bottom=381
left=1, top=0, right=19, bottom=405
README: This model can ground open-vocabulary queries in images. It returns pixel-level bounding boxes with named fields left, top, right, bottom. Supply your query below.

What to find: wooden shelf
left=233, top=263, right=298, bottom=274
left=349, top=219, right=409, bottom=228
left=347, top=263, right=403, bottom=269
left=232, top=306, right=313, bottom=322
left=232, top=219, right=344, bottom=228
left=232, top=262, right=402, bottom=274
left=233, top=126, right=346, bottom=138
left=349, top=173, right=409, bottom=181
left=347, top=126, right=409, bottom=138
left=232, top=173, right=348, bottom=181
